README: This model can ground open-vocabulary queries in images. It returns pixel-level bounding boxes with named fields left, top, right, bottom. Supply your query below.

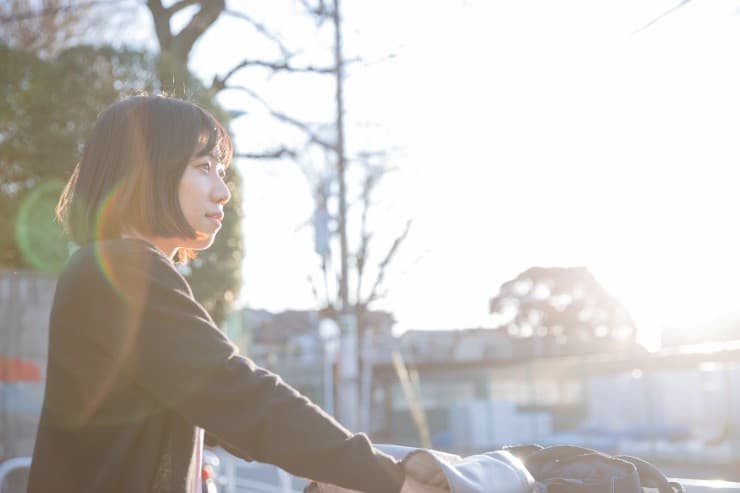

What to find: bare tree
left=144, top=0, right=342, bottom=160
left=306, top=158, right=411, bottom=317
left=489, top=266, right=639, bottom=356
left=0, top=0, right=135, bottom=58
left=146, top=0, right=223, bottom=65
left=143, top=1, right=411, bottom=427
left=143, top=0, right=411, bottom=302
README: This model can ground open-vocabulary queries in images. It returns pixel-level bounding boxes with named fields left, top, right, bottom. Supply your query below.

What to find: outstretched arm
left=80, top=244, right=404, bottom=493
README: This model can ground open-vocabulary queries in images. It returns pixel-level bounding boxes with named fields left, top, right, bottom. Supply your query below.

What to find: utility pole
left=333, top=0, right=358, bottom=431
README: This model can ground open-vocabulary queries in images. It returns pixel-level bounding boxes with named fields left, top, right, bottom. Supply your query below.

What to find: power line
left=631, top=0, right=696, bottom=35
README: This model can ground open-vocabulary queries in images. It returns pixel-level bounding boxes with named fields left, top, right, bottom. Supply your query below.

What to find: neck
left=121, top=231, right=178, bottom=260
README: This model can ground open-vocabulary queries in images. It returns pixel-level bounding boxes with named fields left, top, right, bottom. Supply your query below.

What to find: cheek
left=176, top=187, right=200, bottom=234
left=178, top=172, right=201, bottom=215
left=180, top=200, right=201, bottom=228
left=177, top=185, right=191, bottom=217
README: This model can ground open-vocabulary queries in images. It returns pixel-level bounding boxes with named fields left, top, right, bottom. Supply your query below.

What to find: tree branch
left=365, top=220, right=412, bottom=305
left=173, top=0, right=224, bottom=62
left=146, top=0, right=172, bottom=48
left=632, top=0, right=693, bottom=35
left=166, top=0, right=201, bottom=15
left=234, top=146, right=296, bottom=160
left=354, top=164, right=383, bottom=301
left=213, top=59, right=334, bottom=91
left=223, top=8, right=291, bottom=58
left=354, top=232, right=371, bottom=304
left=223, top=85, right=336, bottom=151
left=307, top=274, right=322, bottom=306
left=297, top=0, right=332, bottom=24
left=321, top=255, right=331, bottom=309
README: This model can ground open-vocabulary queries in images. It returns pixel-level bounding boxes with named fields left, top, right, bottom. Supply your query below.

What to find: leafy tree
left=488, top=266, right=639, bottom=356
left=0, top=44, right=159, bottom=269
left=0, top=43, right=242, bottom=324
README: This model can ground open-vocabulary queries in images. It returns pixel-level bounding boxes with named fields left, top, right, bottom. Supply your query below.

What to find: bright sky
left=165, top=0, right=740, bottom=348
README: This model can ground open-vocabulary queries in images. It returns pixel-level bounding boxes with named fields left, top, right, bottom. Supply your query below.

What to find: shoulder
left=59, top=239, right=192, bottom=298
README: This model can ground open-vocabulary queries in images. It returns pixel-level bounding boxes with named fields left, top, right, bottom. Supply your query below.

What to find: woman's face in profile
left=177, top=152, right=230, bottom=251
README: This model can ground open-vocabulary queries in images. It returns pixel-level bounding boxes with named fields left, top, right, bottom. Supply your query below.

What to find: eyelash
left=198, top=162, right=226, bottom=179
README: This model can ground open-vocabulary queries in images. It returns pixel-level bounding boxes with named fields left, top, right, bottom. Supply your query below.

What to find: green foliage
left=14, top=180, right=68, bottom=272
left=0, top=44, right=159, bottom=269
left=0, top=45, right=159, bottom=190
left=155, top=50, right=212, bottom=102
left=0, top=44, right=243, bottom=325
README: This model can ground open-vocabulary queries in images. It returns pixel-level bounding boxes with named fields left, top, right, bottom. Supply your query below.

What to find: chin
left=186, top=233, right=216, bottom=251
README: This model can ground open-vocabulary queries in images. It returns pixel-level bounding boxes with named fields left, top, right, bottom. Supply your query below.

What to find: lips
left=205, top=212, right=224, bottom=229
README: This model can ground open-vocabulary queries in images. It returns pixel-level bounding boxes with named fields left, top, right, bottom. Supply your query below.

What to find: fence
left=0, top=457, right=31, bottom=493
left=217, top=451, right=306, bottom=493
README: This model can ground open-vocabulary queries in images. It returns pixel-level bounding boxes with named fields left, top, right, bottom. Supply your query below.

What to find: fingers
left=304, top=481, right=363, bottom=493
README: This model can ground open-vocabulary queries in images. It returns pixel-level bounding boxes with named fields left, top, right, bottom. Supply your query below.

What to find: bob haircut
left=56, top=95, right=232, bottom=263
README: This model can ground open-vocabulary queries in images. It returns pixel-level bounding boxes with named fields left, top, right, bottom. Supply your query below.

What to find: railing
left=675, top=478, right=740, bottom=493
left=2, top=453, right=740, bottom=493
left=219, top=453, right=306, bottom=493
left=0, top=457, right=31, bottom=493
left=0, top=454, right=304, bottom=493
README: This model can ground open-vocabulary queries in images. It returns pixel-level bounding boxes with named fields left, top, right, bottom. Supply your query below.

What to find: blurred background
left=2, top=0, right=740, bottom=491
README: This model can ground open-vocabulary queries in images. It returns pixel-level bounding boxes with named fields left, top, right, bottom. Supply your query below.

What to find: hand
left=400, top=474, right=449, bottom=493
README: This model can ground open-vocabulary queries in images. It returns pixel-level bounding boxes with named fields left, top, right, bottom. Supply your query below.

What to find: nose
left=212, top=176, right=231, bottom=205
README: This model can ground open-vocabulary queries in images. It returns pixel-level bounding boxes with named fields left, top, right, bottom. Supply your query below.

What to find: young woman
left=27, top=96, right=440, bottom=493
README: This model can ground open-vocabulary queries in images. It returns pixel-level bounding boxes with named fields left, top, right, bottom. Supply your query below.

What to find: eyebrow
left=193, top=152, right=220, bottom=162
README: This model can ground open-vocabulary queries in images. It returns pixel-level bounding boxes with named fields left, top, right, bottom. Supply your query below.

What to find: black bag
left=504, top=444, right=684, bottom=493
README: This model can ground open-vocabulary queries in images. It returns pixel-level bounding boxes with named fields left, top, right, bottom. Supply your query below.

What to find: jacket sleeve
left=94, top=247, right=404, bottom=493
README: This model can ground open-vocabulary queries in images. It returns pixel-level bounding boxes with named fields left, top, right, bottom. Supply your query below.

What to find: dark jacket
left=28, top=238, right=403, bottom=493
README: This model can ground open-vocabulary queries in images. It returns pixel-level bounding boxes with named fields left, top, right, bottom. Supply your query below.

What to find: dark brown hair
left=56, top=95, right=232, bottom=263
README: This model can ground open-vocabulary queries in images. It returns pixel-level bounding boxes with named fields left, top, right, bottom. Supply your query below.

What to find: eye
left=197, top=161, right=211, bottom=174
left=217, top=167, right=227, bottom=180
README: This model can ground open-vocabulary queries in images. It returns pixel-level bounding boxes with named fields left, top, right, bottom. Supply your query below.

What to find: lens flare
left=14, top=180, right=68, bottom=273
left=48, top=181, right=161, bottom=427
left=48, top=177, right=208, bottom=426
left=74, top=241, right=155, bottom=427
left=93, top=180, right=130, bottom=295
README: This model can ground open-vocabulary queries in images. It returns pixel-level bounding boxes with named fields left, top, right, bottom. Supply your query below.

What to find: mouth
left=205, top=212, right=224, bottom=228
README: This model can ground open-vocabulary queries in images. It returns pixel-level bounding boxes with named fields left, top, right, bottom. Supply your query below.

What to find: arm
left=204, top=431, right=251, bottom=461
left=92, top=246, right=403, bottom=493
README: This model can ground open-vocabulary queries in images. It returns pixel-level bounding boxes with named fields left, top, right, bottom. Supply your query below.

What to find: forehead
left=192, top=151, right=221, bottom=161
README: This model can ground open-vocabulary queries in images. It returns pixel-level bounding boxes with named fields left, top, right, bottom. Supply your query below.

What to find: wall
left=0, top=269, right=56, bottom=459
